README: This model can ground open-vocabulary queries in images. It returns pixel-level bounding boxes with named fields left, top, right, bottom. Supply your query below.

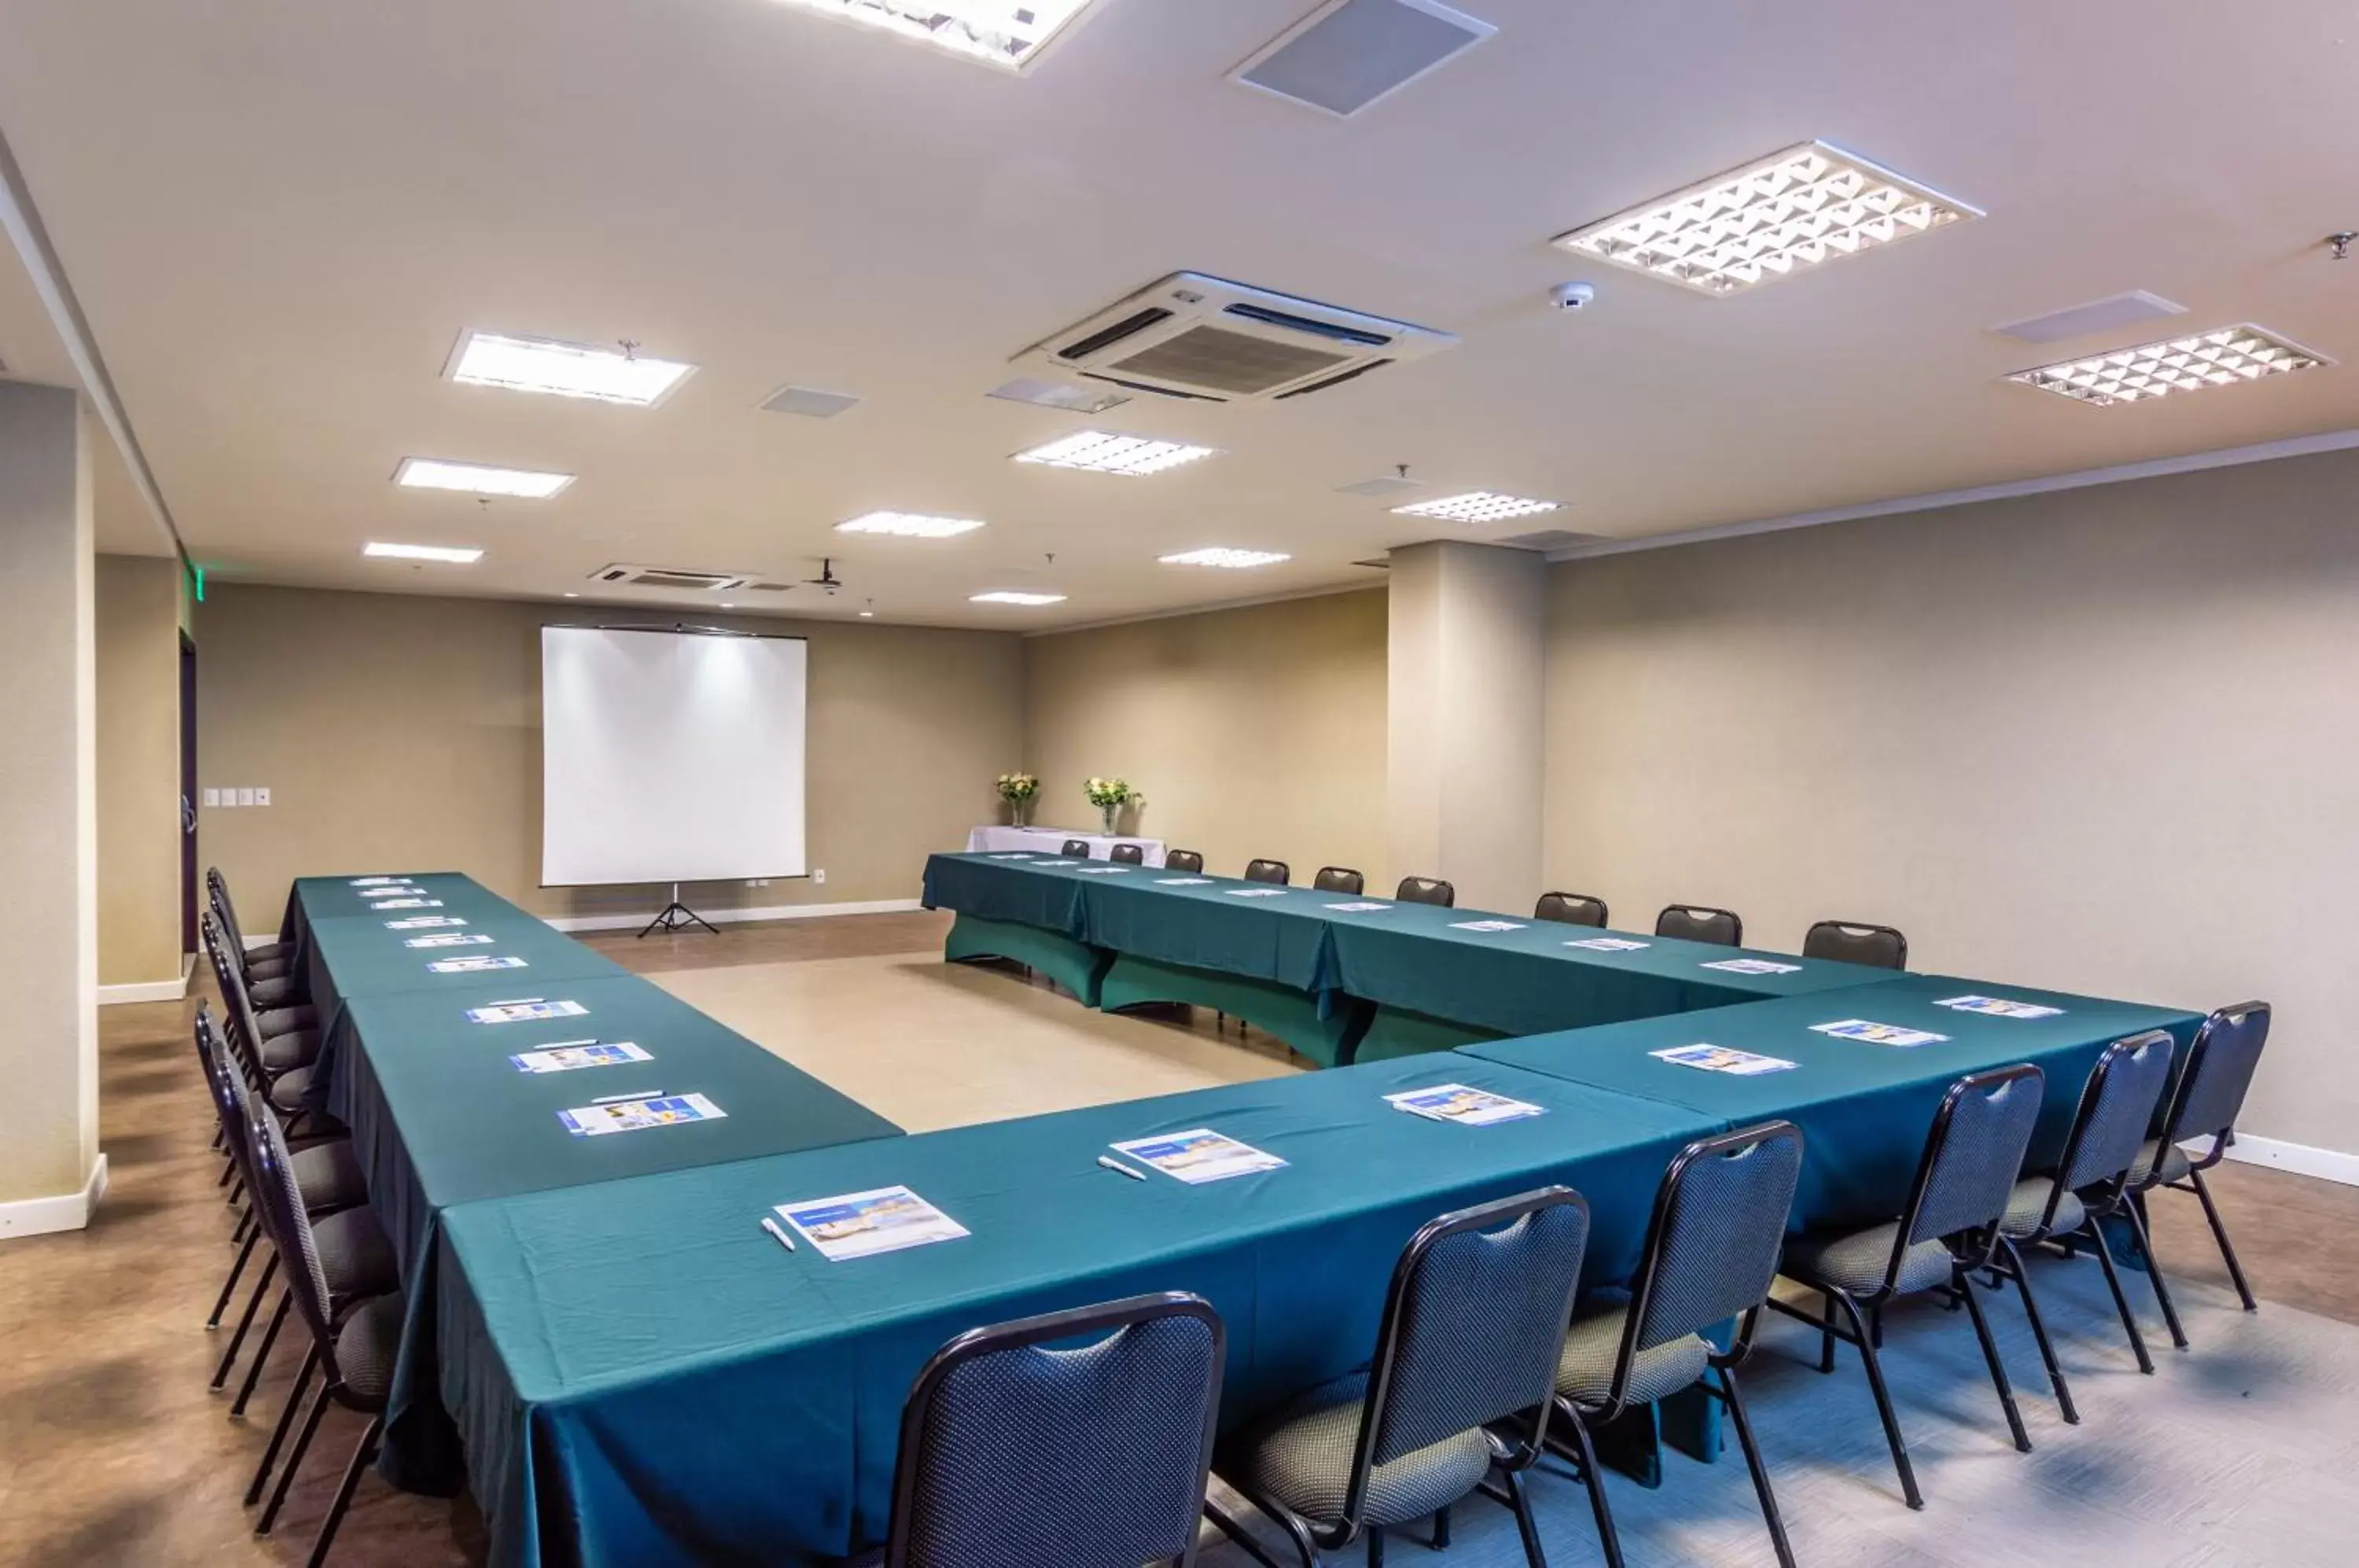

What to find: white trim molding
left=0, top=1154, right=110, bottom=1240
left=1548, top=428, right=2359, bottom=564
left=2224, top=1133, right=2359, bottom=1189
left=543, top=897, right=927, bottom=934
left=98, top=974, right=192, bottom=1006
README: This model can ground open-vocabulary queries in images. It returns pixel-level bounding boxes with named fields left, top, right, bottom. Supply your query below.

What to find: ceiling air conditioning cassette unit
left=1014, top=272, right=1456, bottom=403
left=589, top=564, right=753, bottom=592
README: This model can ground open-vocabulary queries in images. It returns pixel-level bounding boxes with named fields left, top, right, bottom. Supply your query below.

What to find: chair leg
left=1431, top=1502, right=1451, bottom=1548
left=1720, top=1365, right=1798, bottom=1568
left=208, top=1228, right=260, bottom=1331
left=1955, top=1269, right=2033, bottom=1452
left=1819, top=1292, right=1838, bottom=1374
left=1997, top=1238, right=2078, bottom=1424
left=1554, top=1402, right=1625, bottom=1568
left=212, top=1253, right=279, bottom=1389
left=1501, top=1469, right=1548, bottom=1568
left=2188, top=1167, right=2258, bottom=1311
left=231, top=1290, right=291, bottom=1418
left=1203, top=1497, right=1310, bottom=1568
left=232, top=1205, right=252, bottom=1245
left=2122, top=1195, right=2188, bottom=1351
left=304, top=1414, right=383, bottom=1568
left=246, top=1344, right=322, bottom=1505
left=257, top=1379, right=335, bottom=1536
left=1831, top=1289, right=1923, bottom=1508
left=1367, top=1526, right=1384, bottom=1566
left=2083, top=1220, right=2156, bottom=1375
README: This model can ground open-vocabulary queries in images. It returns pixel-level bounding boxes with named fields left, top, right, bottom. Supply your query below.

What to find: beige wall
left=0, top=385, right=100, bottom=1213
left=1024, top=590, right=1388, bottom=885
left=96, top=554, right=185, bottom=985
left=1544, top=447, right=2359, bottom=1158
left=194, top=583, right=1024, bottom=923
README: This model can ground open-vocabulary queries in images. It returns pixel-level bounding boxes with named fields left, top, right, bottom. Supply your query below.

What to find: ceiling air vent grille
left=591, top=564, right=751, bottom=592
left=1233, top=0, right=1496, bottom=119
left=1017, top=272, right=1454, bottom=403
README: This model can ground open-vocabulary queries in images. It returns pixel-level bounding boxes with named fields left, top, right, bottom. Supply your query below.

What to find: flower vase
left=1099, top=802, right=1121, bottom=834
left=1010, top=798, right=1031, bottom=829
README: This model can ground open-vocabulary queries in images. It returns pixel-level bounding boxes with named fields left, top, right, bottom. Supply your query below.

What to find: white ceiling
left=2, top=0, right=2357, bottom=628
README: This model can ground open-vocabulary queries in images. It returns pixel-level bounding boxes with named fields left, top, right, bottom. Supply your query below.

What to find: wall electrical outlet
left=812, top=869, right=826, bottom=885
left=746, top=878, right=770, bottom=888
left=254, top=786, right=271, bottom=807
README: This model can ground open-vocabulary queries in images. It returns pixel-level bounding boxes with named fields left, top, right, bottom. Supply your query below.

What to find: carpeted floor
left=5, top=918, right=2355, bottom=1567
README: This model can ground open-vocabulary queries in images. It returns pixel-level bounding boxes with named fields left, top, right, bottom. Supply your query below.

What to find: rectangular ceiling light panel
left=767, top=0, right=1103, bottom=72
left=395, top=458, right=575, bottom=499
left=1160, top=547, right=1292, bottom=569
left=2008, top=326, right=2327, bottom=407
left=1234, top=0, right=1496, bottom=119
left=365, top=541, right=483, bottom=564
left=449, top=331, right=695, bottom=407
left=970, top=589, right=1067, bottom=605
left=1555, top=141, right=1981, bottom=296
left=1014, top=430, right=1219, bottom=476
left=837, top=511, right=987, bottom=538
left=1390, top=490, right=1559, bottom=524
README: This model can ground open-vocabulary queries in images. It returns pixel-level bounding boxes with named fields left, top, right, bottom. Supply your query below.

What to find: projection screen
left=540, top=625, right=808, bottom=887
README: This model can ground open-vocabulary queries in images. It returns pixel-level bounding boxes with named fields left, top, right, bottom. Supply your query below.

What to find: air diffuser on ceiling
left=589, top=564, right=753, bottom=592
left=760, top=385, right=863, bottom=418
left=1014, top=271, right=1456, bottom=403
left=1993, top=291, right=2184, bottom=345
left=1234, top=0, right=1496, bottom=118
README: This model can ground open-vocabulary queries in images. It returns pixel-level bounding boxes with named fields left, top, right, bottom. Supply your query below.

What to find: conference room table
left=272, top=874, right=907, bottom=1497
left=922, top=851, right=1895, bottom=1061
left=419, top=1055, right=1726, bottom=1568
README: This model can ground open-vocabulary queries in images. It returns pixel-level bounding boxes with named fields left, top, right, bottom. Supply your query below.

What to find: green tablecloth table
left=425, top=1058, right=1726, bottom=1567
left=279, top=872, right=582, bottom=1026
left=1461, top=974, right=2205, bottom=1236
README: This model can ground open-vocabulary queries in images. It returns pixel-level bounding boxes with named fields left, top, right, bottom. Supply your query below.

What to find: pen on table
left=760, top=1216, right=798, bottom=1252
left=1097, top=1155, right=1149, bottom=1181
left=538, top=1038, right=599, bottom=1050
left=591, top=1090, right=664, bottom=1105
left=484, top=996, right=545, bottom=1007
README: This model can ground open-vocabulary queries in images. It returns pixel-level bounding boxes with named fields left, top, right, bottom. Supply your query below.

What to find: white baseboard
left=2224, top=1134, right=2359, bottom=1188
left=0, top=1154, right=110, bottom=1240
left=544, top=897, right=926, bottom=934
left=98, top=967, right=193, bottom=1007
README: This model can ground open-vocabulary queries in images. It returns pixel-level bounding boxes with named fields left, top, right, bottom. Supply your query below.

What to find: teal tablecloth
left=1461, top=974, right=2205, bottom=1235
left=278, top=872, right=583, bottom=1028
left=427, top=1058, right=1725, bottom=1567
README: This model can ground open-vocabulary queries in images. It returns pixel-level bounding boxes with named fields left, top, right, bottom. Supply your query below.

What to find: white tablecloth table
left=964, top=825, right=1167, bottom=866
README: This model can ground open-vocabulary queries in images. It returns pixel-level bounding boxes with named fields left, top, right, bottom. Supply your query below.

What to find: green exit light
left=191, top=562, right=204, bottom=602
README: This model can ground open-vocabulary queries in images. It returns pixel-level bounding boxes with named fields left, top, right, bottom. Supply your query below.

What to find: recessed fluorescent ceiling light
left=1160, top=547, right=1292, bottom=569
left=970, top=590, right=1067, bottom=605
left=1390, top=491, right=1561, bottom=524
left=837, top=510, right=987, bottom=539
left=1555, top=141, right=1980, bottom=296
left=364, top=542, right=483, bottom=564
left=449, top=331, right=696, bottom=407
left=1014, top=430, right=1219, bottom=476
left=395, top=458, right=575, bottom=499
left=768, top=0, right=1101, bottom=71
left=2008, top=326, right=2328, bottom=407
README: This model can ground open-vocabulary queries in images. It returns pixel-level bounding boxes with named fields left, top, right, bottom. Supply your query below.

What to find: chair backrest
left=1164, top=849, right=1204, bottom=874
left=1394, top=876, right=1455, bottom=907
left=1060, top=839, right=1092, bottom=859
left=1312, top=866, right=1364, bottom=895
left=2048, top=1030, right=2177, bottom=1212
left=2159, top=1001, right=2271, bottom=1149
left=246, top=1091, right=341, bottom=1360
left=1656, top=904, right=1742, bottom=946
left=200, top=913, right=261, bottom=1078
left=885, top=1293, right=1224, bottom=1568
left=1352, top=1188, right=1589, bottom=1509
left=1534, top=891, right=1608, bottom=928
left=1611, top=1122, right=1803, bottom=1408
left=1242, top=859, right=1290, bottom=885
left=1896, top=1066, right=2046, bottom=1270
left=194, top=1006, right=263, bottom=1189
left=207, top=867, right=248, bottom=952
left=1802, top=920, right=1908, bottom=970
left=1109, top=843, right=1146, bottom=865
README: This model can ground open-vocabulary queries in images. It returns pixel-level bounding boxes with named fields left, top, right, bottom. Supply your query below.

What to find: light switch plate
left=812, top=869, right=826, bottom=885
left=235, top=787, right=256, bottom=807
left=202, top=788, right=220, bottom=808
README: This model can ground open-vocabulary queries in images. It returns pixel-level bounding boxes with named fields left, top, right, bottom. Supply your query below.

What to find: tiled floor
left=3, top=918, right=2354, bottom=1567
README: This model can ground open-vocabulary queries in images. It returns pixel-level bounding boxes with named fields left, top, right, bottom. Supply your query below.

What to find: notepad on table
left=1565, top=937, right=1648, bottom=952
left=1701, top=958, right=1800, bottom=975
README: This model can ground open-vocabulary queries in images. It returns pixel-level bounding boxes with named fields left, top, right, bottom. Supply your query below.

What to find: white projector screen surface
left=541, top=626, right=808, bottom=887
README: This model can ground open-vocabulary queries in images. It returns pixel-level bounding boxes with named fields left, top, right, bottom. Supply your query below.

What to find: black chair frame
left=1209, top=1187, right=1588, bottom=1568
left=1110, top=842, right=1148, bottom=865
left=1393, top=877, right=1454, bottom=908
left=1768, top=1066, right=2052, bottom=1508
left=1243, top=859, right=1290, bottom=886
left=1551, top=1123, right=1801, bottom=1568
left=1533, top=892, right=1608, bottom=929
left=1801, top=919, right=1909, bottom=970
left=884, top=1291, right=1225, bottom=1568
left=1060, top=839, right=1093, bottom=859
left=1164, top=849, right=1205, bottom=874
left=1655, top=904, right=1743, bottom=947
left=1312, top=867, right=1366, bottom=896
